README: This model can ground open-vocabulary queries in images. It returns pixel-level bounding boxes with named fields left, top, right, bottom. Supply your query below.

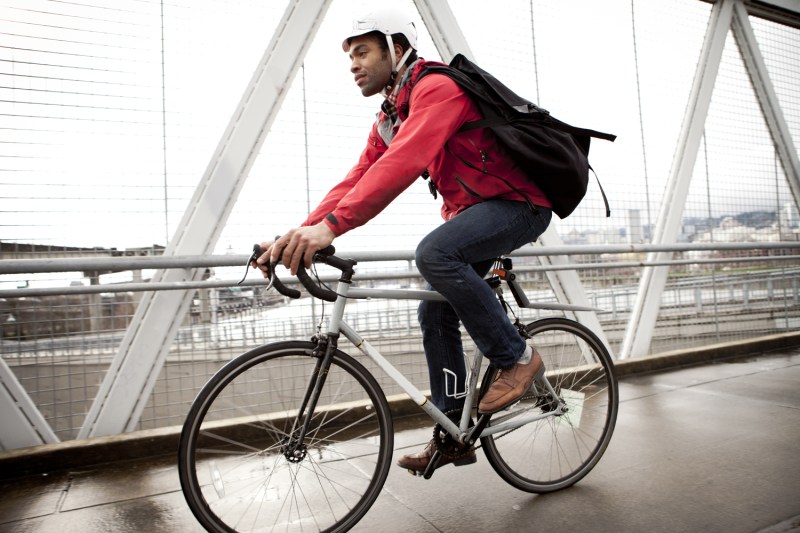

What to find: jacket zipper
left=479, top=149, right=495, bottom=173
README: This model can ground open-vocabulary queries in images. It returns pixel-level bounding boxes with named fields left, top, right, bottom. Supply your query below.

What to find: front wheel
left=480, top=317, right=619, bottom=493
left=178, top=340, right=393, bottom=532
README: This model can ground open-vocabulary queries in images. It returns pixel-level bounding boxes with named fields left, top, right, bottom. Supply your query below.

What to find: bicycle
left=178, top=245, right=619, bottom=533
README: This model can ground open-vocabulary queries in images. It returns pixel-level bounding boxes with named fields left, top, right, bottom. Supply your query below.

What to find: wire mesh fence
left=2, top=247, right=799, bottom=442
left=1, top=0, right=799, bottom=445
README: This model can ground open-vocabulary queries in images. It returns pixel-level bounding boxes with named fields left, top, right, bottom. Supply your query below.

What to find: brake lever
left=237, top=246, right=261, bottom=285
left=265, top=262, right=277, bottom=292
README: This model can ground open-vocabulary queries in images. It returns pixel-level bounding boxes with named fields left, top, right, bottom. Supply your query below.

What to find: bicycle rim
left=178, top=341, right=393, bottom=533
left=481, top=318, right=619, bottom=493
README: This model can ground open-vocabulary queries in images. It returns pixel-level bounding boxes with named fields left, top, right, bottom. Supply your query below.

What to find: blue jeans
left=415, top=200, right=552, bottom=413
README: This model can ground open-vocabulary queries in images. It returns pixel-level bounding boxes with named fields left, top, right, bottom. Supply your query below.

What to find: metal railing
left=1, top=242, right=799, bottom=445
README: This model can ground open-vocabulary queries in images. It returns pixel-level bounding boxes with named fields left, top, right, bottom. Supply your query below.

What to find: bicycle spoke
left=481, top=318, right=618, bottom=493
left=179, top=342, right=393, bottom=532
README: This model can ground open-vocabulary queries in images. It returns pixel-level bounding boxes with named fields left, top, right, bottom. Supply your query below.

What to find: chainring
left=432, top=409, right=475, bottom=459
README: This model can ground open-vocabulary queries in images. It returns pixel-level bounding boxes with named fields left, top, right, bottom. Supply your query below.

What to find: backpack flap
left=421, top=54, right=615, bottom=219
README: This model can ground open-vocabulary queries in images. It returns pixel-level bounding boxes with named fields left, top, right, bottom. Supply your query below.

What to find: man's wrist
left=322, top=216, right=343, bottom=237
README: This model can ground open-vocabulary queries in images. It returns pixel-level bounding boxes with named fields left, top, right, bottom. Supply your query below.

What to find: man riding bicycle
left=256, top=6, right=553, bottom=473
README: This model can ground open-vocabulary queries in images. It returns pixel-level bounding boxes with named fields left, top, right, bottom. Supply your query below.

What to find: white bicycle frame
left=321, top=277, right=572, bottom=443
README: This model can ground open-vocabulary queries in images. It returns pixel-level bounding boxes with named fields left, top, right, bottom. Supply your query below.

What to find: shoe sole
left=477, top=363, right=546, bottom=415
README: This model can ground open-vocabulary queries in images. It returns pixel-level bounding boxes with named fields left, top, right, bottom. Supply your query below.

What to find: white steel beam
left=0, top=358, right=59, bottom=449
left=755, top=0, right=800, bottom=14
left=732, top=2, right=800, bottom=205
left=414, top=0, right=473, bottom=62
left=79, top=0, right=332, bottom=438
left=536, top=227, right=613, bottom=356
left=619, top=0, right=735, bottom=358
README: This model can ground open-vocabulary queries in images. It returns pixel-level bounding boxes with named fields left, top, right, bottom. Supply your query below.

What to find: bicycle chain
left=432, top=384, right=560, bottom=452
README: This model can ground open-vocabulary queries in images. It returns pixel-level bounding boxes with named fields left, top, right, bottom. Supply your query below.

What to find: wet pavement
left=1, top=348, right=799, bottom=533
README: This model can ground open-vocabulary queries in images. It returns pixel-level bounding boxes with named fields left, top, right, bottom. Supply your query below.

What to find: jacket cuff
left=324, top=213, right=346, bottom=236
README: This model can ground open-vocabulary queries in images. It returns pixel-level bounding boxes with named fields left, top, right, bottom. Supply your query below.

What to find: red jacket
left=303, top=60, right=551, bottom=236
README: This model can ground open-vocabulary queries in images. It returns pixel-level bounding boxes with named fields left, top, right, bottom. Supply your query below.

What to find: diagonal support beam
left=619, top=0, right=735, bottom=358
left=79, top=0, right=333, bottom=438
left=0, top=358, right=59, bottom=449
left=414, top=0, right=473, bottom=62
left=731, top=2, right=800, bottom=206
left=536, top=227, right=613, bottom=356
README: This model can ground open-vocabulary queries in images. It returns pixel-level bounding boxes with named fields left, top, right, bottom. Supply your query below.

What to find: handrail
left=1, top=241, right=797, bottom=274
left=0, top=242, right=797, bottom=298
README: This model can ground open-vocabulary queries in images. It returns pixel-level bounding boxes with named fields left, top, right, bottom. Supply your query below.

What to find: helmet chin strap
left=382, top=35, right=414, bottom=96
left=395, top=47, right=413, bottom=71
left=384, top=34, right=414, bottom=73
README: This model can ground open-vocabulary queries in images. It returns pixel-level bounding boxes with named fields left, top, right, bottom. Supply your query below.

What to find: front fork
left=281, top=334, right=338, bottom=462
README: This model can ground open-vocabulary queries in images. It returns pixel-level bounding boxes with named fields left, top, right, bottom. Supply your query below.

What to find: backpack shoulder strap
left=420, top=60, right=617, bottom=143
left=589, top=165, right=611, bottom=218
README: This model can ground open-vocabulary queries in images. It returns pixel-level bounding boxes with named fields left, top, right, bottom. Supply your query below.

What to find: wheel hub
left=281, top=438, right=308, bottom=463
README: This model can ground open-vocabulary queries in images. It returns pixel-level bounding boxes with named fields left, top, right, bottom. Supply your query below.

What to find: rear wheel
left=480, top=318, right=618, bottom=493
left=178, top=341, right=393, bottom=532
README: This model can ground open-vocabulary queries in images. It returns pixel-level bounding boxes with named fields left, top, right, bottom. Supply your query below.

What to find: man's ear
left=393, top=43, right=404, bottom=66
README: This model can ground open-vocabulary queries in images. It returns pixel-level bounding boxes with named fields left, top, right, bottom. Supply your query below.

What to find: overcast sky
left=1, top=0, right=798, bottom=289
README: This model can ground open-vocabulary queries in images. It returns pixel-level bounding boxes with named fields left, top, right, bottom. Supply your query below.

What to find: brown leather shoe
left=396, top=439, right=476, bottom=473
left=478, top=349, right=545, bottom=414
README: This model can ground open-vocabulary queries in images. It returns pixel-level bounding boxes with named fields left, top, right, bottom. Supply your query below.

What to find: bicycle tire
left=480, top=317, right=618, bottom=493
left=178, top=340, right=393, bottom=533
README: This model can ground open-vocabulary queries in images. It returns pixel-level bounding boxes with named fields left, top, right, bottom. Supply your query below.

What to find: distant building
left=627, top=209, right=643, bottom=244
left=780, top=202, right=798, bottom=229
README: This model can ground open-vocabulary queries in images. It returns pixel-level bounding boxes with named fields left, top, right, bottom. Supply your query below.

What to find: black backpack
left=418, top=54, right=616, bottom=219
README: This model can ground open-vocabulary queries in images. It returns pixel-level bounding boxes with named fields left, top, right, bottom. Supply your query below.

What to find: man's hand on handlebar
left=254, top=222, right=336, bottom=276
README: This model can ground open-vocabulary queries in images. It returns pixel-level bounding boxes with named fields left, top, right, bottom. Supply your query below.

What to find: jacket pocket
left=455, top=176, right=486, bottom=199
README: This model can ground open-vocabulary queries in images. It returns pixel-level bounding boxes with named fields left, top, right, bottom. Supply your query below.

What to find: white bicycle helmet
left=342, top=6, right=418, bottom=70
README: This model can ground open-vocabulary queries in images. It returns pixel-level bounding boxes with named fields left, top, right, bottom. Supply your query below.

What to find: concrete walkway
left=1, top=348, right=799, bottom=533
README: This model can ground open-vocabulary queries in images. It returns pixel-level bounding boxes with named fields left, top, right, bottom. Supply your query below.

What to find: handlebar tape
left=251, top=243, right=339, bottom=301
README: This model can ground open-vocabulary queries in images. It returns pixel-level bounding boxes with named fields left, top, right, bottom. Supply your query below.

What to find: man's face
left=347, top=34, right=393, bottom=97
